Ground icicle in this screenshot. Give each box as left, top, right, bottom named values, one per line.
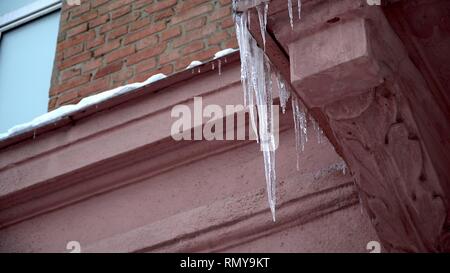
left=251, top=47, right=277, bottom=221
left=233, top=3, right=279, bottom=221
left=288, top=0, right=294, bottom=29
left=297, top=0, right=302, bottom=19
left=275, top=72, right=290, bottom=114
left=235, top=11, right=259, bottom=142
left=311, top=117, right=325, bottom=144
left=218, top=60, right=222, bottom=75
left=292, top=95, right=307, bottom=171
left=256, top=2, right=268, bottom=50
left=212, top=62, right=215, bottom=70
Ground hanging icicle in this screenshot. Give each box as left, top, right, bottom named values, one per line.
left=297, top=0, right=302, bottom=19
left=275, top=71, right=290, bottom=114
left=235, top=11, right=259, bottom=142
left=232, top=0, right=328, bottom=222
left=292, top=95, right=308, bottom=171
left=234, top=4, right=278, bottom=221
left=311, top=117, right=325, bottom=144
left=288, top=0, right=294, bottom=29
left=256, top=2, right=269, bottom=50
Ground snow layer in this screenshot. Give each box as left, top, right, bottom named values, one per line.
left=213, top=48, right=239, bottom=59
left=0, top=73, right=167, bottom=141
left=186, top=60, right=203, bottom=69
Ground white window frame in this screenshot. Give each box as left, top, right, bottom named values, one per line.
left=0, top=0, right=62, bottom=39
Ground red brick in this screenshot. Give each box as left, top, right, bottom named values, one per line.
left=175, top=0, right=209, bottom=12
left=111, top=5, right=131, bottom=19
left=98, top=0, right=133, bottom=14
left=70, top=2, right=90, bottom=18
left=78, top=78, right=110, bottom=97
left=221, top=17, right=234, bottom=29
left=225, top=36, right=238, bottom=49
left=159, top=50, right=180, bottom=65
left=173, top=24, right=216, bottom=48
left=63, top=43, right=84, bottom=59
left=100, top=13, right=139, bottom=33
left=219, top=0, right=232, bottom=6
left=51, top=0, right=237, bottom=109
left=135, top=58, right=157, bottom=74
left=145, top=0, right=177, bottom=14
left=92, top=0, right=109, bottom=8
left=124, top=22, right=166, bottom=45
left=89, top=14, right=109, bottom=28
left=66, top=23, right=88, bottom=38
left=109, top=25, right=128, bottom=40
left=48, top=97, right=57, bottom=110
left=134, top=0, right=154, bottom=10
left=136, top=35, right=158, bottom=50
left=58, top=31, right=95, bottom=51
left=57, top=90, right=79, bottom=105
left=87, top=35, right=105, bottom=49
left=94, top=39, right=121, bottom=56
left=208, top=31, right=229, bottom=46
left=210, top=6, right=231, bottom=21
left=55, top=74, right=91, bottom=93
left=127, top=43, right=166, bottom=65
left=60, top=68, right=81, bottom=82
left=84, top=58, right=103, bottom=71
left=111, top=68, right=133, bottom=83
left=184, top=17, right=206, bottom=31
left=171, top=4, right=213, bottom=24
left=59, top=52, right=92, bottom=70
left=154, top=9, right=174, bottom=21
left=182, top=41, right=204, bottom=55
left=176, top=46, right=220, bottom=70
left=134, top=64, right=173, bottom=82
left=161, top=27, right=181, bottom=41
left=105, top=45, right=135, bottom=63
left=130, top=17, right=151, bottom=31
left=63, top=11, right=97, bottom=31
left=95, top=61, right=123, bottom=79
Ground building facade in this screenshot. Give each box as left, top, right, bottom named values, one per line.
left=0, top=0, right=448, bottom=252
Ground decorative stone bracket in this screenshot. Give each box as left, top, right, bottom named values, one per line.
left=288, top=3, right=450, bottom=251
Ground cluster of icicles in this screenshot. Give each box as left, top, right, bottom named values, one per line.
left=233, top=0, right=326, bottom=221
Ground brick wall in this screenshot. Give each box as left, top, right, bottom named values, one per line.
left=49, top=0, right=237, bottom=110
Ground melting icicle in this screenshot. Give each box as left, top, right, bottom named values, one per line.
left=297, top=0, right=302, bottom=19
left=235, top=11, right=259, bottom=142
left=311, top=117, right=325, bottom=144
left=275, top=71, right=290, bottom=114
left=218, top=60, right=222, bottom=75
left=234, top=6, right=277, bottom=221
left=288, top=0, right=294, bottom=29
left=292, top=95, right=307, bottom=171
left=256, top=2, right=268, bottom=50
left=212, top=62, right=215, bottom=70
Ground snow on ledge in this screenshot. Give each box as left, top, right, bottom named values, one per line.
left=185, top=60, right=203, bottom=69
left=213, top=48, right=239, bottom=59
left=0, top=73, right=167, bottom=142
left=0, top=48, right=240, bottom=143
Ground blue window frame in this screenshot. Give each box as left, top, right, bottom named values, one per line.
left=0, top=0, right=61, bottom=133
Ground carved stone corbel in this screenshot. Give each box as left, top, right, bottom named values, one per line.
left=289, top=5, right=449, bottom=252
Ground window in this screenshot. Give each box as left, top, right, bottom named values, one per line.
left=0, top=0, right=61, bottom=132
